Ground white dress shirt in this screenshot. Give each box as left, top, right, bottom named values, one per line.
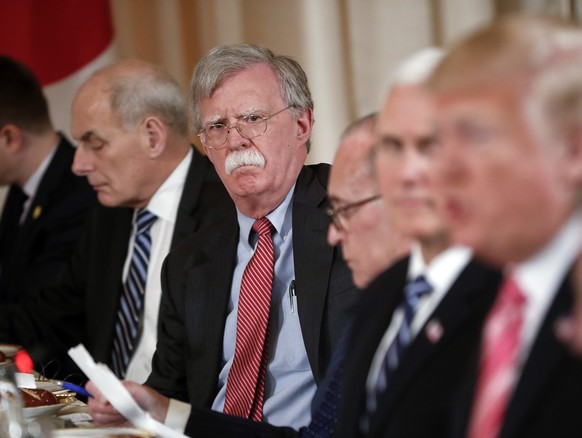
left=122, top=149, right=192, bottom=383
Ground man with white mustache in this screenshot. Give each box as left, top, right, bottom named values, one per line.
left=88, top=43, right=358, bottom=431
left=225, top=148, right=265, bottom=175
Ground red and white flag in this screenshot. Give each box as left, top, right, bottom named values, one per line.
left=0, top=0, right=117, bottom=136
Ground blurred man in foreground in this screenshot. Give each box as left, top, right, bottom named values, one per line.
left=0, top=56, right=96, bottom=304
left=326, top=113, right=410, bottom=289
left=430, top=15, right=582, bottom=437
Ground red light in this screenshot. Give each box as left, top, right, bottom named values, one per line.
left=14, top=350, right=33, bottom=374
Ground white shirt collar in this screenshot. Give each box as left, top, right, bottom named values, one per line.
left=144, top=148, right=192, bottom=223
left=408, top=242, right=473, bottom=294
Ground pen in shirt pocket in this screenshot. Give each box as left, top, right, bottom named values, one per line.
left=289, top=279, right=297, bottom=313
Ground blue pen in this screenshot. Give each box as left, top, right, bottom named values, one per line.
left=51, top=380, right=93, bottom=398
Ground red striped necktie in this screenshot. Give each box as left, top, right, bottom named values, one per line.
left=467, top=276, right=526, bottom=438
left=224, top=217, right=275, bottom=421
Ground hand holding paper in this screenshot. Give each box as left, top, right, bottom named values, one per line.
left=68, top=344, right=186, bottom=438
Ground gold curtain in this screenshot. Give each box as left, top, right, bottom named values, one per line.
left=109, top=0, right=496, bottom=164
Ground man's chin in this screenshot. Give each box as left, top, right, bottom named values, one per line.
left=97, top=193, right=120, bottom=208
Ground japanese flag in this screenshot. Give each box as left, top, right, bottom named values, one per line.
left=0, top=0, right=117, bottom=137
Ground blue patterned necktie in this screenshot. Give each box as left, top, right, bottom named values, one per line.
left=111, top=209, right=157, bottom=378
left=361, top=275, right=433, bottom=432
left=302, top=324, right=351, bottom=438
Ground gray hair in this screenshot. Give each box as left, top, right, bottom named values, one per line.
left=385, top=47, right=445, bottom=94
left=339, top=112, right=379, bottom=183
left=189, top=43, right=314, bottom=151
left=92, top=60, right=189, bottom=137
left=341, top=112, right=378, bottom=140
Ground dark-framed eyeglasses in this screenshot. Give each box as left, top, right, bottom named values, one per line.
left=198, top=105, right=293, bottom=149
left=326, top=194, right=381, bottom=231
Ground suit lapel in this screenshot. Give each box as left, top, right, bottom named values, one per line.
left=336, top=258, right=409, bottom=437
left=500, top=273, right=573, bottom=438
left=24, top=137, right=71, bottom=221
left=183, top=213, right=239, bottom=405
left=170, top=148, right=206, bottom=248
left=292, top=166, right=336, bottom=381
left=2, top=138, right=72, bottom=301
left=92, top=208, right=134, bottom=362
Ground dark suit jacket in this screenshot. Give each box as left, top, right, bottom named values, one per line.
left=451, top=268, right=582, bottom=438
left=146, top=164, right=358, bottom=416
left=0, top=135, right=96, bottom=303
left=335, top=255, right=502, bottom=438
left=0, top=148, right=234, bottom=375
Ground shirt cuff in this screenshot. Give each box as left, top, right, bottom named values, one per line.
left=165, top=398, right=192, bottom=432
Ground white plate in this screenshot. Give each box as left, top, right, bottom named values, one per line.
left=23, top=403, right=65, bottom=419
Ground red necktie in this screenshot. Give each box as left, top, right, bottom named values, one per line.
left=224, top=217, right=274, bottom=421
left=467, top=276, right=527, bottom=438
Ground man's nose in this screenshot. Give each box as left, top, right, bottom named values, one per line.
left=327, top=221, right=343, bottom=247
left=72, top=146, right=93, bottom=176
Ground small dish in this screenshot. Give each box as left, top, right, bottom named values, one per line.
left=23, top=403, right=66, bottom=419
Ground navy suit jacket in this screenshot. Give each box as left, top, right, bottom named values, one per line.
left=0, top=148, right=234, bottom=376
left=0, top=135, right=96, bottom=303
left=146, top=164, right=359, bottom=418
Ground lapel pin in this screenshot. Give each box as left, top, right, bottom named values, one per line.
left=32, top=206, right=42, bottom=220
left=425, top=319, right=444, bottom=343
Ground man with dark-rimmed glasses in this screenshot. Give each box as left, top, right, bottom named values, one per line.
left=326, top=113, right=410, bottom=289
left=88, top=43, right=358, bottom=432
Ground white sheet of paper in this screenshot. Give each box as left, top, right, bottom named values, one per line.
left=68, top=344, right=187, bottom=438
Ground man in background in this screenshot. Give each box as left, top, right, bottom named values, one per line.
left=430, top=15, right=582, bottom=437
left=0, top=59, right=233, bottom=383
left=334, top=48, right=501, bottom=438
left=0, top=56, right=96, bottom=304
left=326, top=113, right=410, bottom=289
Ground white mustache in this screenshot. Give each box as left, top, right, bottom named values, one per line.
left=225, top=149, right=266, bottom=174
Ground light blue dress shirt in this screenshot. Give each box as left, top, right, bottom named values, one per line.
left=211, top=185, right=317, bottom=428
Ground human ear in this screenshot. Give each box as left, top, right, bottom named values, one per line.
left=143, top=117, right=166, bottom=158
left=295, top=108, right=313, bottom=147
left=0, top=124, right=24, bottom=154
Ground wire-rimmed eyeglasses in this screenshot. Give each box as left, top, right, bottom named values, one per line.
left=198, top=105, right=293, bottom=149
left=326, top=194, right=381, bottom=231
